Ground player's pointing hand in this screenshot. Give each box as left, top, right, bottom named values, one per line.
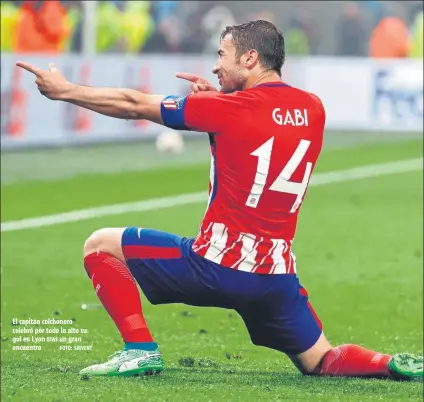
left=15, top=61, right=72, bottom=101
left=175, top=72, right=218, bottom=93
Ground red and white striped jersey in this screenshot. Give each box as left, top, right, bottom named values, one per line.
left=161, top=82, right=326, bottom=274
left=192, top=223, right=297, bottom=275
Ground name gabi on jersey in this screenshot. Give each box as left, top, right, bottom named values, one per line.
left=272, top=108, right=308, bottom=127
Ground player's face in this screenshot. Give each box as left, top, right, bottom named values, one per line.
left=213, top=34, right=247, bottom=93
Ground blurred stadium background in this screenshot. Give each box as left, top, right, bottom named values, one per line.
left=1, top=0, right=423, bottom=150
left=1, top=0, right=423, bottom=56
left=1, top=1, right=423, bottom=401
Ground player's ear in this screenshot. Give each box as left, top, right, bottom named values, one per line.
left=244, top=49, right=259, bottom=69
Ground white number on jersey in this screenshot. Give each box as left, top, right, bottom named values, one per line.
left=246, top=138, right=312, bottom=213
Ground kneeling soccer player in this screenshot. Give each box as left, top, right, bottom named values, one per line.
left=16, top=20, right=423, bottom=380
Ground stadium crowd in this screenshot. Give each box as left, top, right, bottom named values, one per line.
left=1, top=0, right=423, bottom=58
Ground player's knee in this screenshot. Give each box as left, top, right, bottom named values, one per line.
left=292, top=334, right=333, bottom=375
left=83, top=227, right=126, bottom=263
left=83, top=228, right=112, bottom=257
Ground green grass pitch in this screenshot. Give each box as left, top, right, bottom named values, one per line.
left=1, top=137, right=423, bottom=401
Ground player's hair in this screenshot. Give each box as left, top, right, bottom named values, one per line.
left=221, top=20, right=285, bottom=77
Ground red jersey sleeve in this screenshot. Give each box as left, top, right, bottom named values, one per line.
left=161, top=91, right=248, bottom=133
left=184, top=91, right=245, bottom=133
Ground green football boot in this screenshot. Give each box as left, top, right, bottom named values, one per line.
left=79, top=348, right=164, bottom=377
left=388, top=353, right=423, bottom=381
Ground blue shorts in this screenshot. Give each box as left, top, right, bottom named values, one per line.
left=121, top=227, right=323, bottom=355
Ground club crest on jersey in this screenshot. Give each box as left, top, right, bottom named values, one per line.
left=272, top=108, right=309, bottom=126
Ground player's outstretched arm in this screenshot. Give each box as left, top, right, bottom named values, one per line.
left=16, top=61, right=165, bottom=124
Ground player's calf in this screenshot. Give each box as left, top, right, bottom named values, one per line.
left=289, top=333, right=332, bottom=375
left=312, top=343, right=392, bottom=378
left=313, top=345, right=423, bottom=381
left=294, top=336, right=423, bottom=381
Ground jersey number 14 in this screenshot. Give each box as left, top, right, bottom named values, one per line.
left=246, top=137, right=312, bottom=213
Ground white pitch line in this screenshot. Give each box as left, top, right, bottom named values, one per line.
left=1, top=158, right=422, bottom=233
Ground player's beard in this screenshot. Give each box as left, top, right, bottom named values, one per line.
left=220, top=71, right=245, bottom=94
left=220, top=84, right=235, bottom=94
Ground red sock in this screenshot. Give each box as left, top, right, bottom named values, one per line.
left=315, top=344, right=391, bottom=378
left=84, top=252, right=154, bottom=343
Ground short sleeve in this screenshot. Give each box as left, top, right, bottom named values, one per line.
left=161, top=91, right=246, bottom=133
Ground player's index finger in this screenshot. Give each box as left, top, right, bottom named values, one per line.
left=175, top=72, right=201, bottom=83
left=15, top=61, right=42, bottom=76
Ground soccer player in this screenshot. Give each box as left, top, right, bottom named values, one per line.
left=17, top=20, right=423, bottom=380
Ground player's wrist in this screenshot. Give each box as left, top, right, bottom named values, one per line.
left=59, top=82, right=82, bottom=102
